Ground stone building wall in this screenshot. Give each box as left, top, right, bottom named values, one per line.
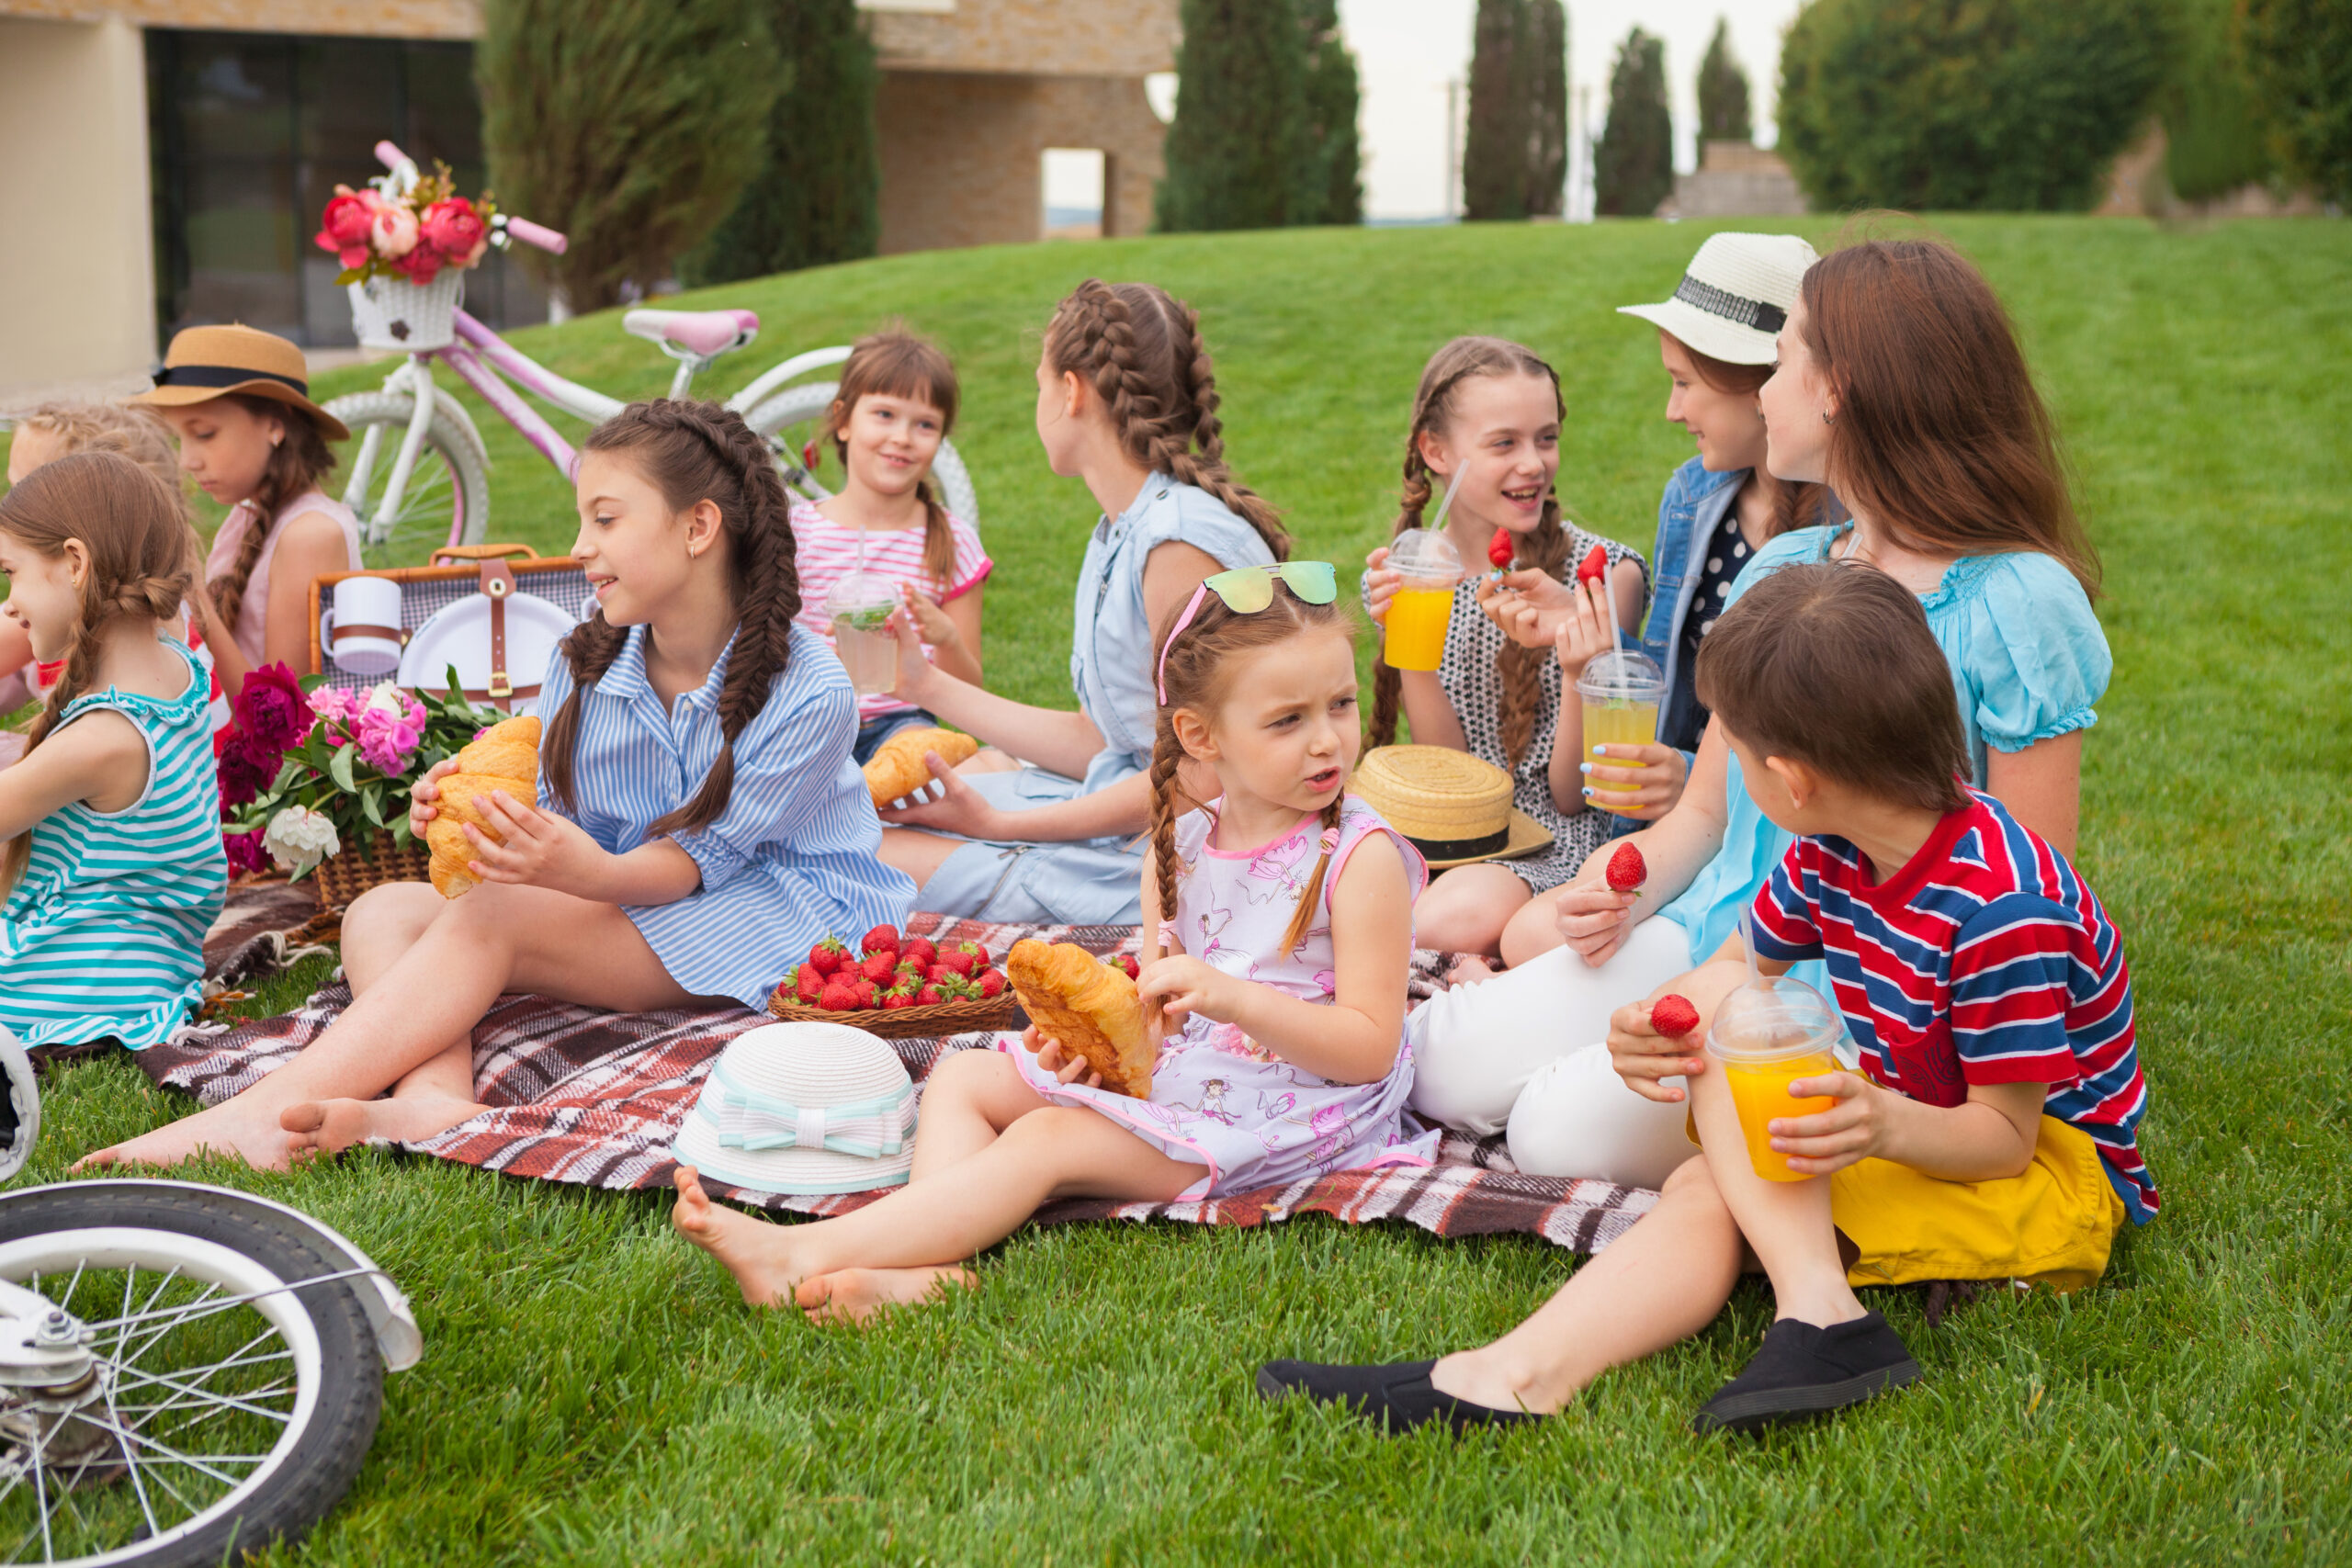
left=0, top=0, right=476, bottom=38
left=865, top=0, right=1176, bottom=77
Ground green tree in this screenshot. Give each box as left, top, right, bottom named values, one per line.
left=1157, top=0, right=1309, bottom=231
left=2236, top=0, right=2352, bottom=204
left=1464, top=0, right=1568, bottom=220
left=684, top=0, right=879, bottom=286
left=1594, top=26, right=1672, bottom=218
left=2162, top=0, right=2271, bottom=201
left=1696, top=17, right=1753, bottom=144
left=478, top=0, right=779, bottom=310
left=1777, top=0, right=2175, bottom=212
left=1298, top=0, right=1364, bottom=226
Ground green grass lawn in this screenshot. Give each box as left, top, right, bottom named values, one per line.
left=8, top=214, right=2352, bottom=1562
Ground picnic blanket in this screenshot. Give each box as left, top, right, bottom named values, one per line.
left=139, top=915, right=1657, bottom=1255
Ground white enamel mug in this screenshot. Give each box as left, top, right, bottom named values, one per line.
left=330, top=575, right=404, bottom=676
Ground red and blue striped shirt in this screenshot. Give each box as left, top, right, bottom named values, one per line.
left=1749, top=788, right=2155, bottom=1222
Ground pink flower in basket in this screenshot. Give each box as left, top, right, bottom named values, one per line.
left=353, top=683, right=427, bottom=774
left=314, top=186, right=376, bottom=270
left=368, top=202, right=419, bottom=262
left=420, top=197, right=491, bottom=271
left=308, top=685, right=356, bottom=732
left=233, top=662, right=313, bottom=752
left=395, top=244, right=445, bottom=287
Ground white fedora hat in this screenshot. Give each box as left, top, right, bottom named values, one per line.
left=673, top=1021, right=916, bottom=1196
left=1617, top=232, right=1820, bottom=365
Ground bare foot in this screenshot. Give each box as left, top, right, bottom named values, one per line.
left=670, top=1166, right=805, bottom=1308
left=281, top=1095, right=486, bottom=1157
left=74, top=1100, right=298, bottom=1172
left=1445, top=954, right=1500, bottom=987
left=794, top=1266, right=978, bottom=1325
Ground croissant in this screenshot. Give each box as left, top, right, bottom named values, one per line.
left=424, top=715, right=542, bottom=897
left=1006, top=939, right=1154, bottom=1099
left=863, top=726, right=979, bottom=809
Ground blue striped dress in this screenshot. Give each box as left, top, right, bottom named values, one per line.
left=536, top=624, right=914, bottom=1009
left=1, top=643, right=227, bottom=1050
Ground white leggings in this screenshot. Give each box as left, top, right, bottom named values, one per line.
left=1407, top=917, right=1698, bottom=1191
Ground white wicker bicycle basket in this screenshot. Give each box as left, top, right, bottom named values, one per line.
left=348, top=270, right=465, bottom=352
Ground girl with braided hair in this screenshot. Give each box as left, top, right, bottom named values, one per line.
left=673, top=564, right=1432, bottom=1324
left=1360, top=337, right=1645, bottom=965
left=84, top=400, right=911, bottom=1170
left=872, top=279, right=1286, bottom=926
left=0, top=452, right=226, bottom=1053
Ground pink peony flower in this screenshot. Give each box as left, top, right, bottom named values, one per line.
left=394, top=244, right=443, bottom=286
left=309, top=686, right=356, bottom=728
left=232, top=663, right=312, bottom=752
left=222, top=829, right=270, bottom=878
left=352, top=686, right=426, bottom=773
left=419, top=198, right=490, bottom=273
left=315, top=186, right=375, bottom=270
left=369, top=202, right=419, bottom=261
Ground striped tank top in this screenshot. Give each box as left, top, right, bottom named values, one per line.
left=1, top=642, right=228, bottom=1051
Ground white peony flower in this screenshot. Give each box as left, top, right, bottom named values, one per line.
left=362, top=682, right=408, bottom=718
left=263, top=804, right=343, bottom=875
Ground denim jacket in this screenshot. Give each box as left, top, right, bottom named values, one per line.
left=1636, top=457, right=1745, bottom=758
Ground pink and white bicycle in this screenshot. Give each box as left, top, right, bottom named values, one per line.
left=325, top=141, right=978, bottom=568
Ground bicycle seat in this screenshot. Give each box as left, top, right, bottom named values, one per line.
left=622, top=308, right=759, bottom=358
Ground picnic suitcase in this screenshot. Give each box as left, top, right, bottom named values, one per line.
left=307, top=544, right=592, bottom=712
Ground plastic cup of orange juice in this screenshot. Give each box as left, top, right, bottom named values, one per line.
left=1576, top=648, right=1667, bottom=814
left=1705, top=976, right=1846, bottom=1182
left=1381, top=530, right=1464, bottom=671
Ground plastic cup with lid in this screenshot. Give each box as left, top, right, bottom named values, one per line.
left=1576, top=646, right=1668, bottom=812
left=824, top=569, right=901, bottom=696
left=1381, top=530, right=1465, bottom=672
left=1705, top=974, right=1848, bottom=1181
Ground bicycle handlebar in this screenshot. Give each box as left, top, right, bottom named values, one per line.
left=377, top=137, right=569, bottom=254
left=374, top=139, right=409, bottom=172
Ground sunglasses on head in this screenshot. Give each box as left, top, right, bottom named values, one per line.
left=1156, top=562, right=1341, bottom=702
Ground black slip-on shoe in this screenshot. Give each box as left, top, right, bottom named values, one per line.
left=1691, top=1311, right=1922, bottom=1435
left=1255, top=1359, right=1538, bottom=1435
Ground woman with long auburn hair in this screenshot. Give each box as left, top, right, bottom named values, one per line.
left=1399, top=232, right=2114, bottom=1202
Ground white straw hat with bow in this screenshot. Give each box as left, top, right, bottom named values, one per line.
left=673, top=1021, right=916, bottom=1196
left=1617, top=231, right=1821, bottom=365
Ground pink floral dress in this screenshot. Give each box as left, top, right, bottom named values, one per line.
left=1006, top=795, right=1440, bottom=1200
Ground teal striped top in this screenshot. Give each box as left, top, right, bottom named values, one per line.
left=1, top=642, right=227, bottom=1050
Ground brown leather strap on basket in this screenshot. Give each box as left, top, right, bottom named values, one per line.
left=431, top=544, right=539, bottom=566
left=479, top=558, right=517, bottom=709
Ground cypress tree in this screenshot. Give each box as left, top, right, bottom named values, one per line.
left=1466, top=0, right=1568, bottom=220
left=1298, top=0, right=1364, bottom=226
left=1696, top=17, right=1754, bottom=144
left=684, top=0, right=879, bottom=286
left=1522, top=0, right=1567, bottom=217
left=2237, top=0, right=2352, bottom=205
left=478, top=0, right=779, bottom=310
left=1594, top=26, right=1673, bottom=218
left=1157, top=0, right=1309, bottom=231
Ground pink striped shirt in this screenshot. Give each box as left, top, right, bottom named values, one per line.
left=788, top=499, right=990, bottom=722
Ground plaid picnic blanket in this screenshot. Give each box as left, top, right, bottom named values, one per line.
left=139, top=915, right=1657, bottom=1254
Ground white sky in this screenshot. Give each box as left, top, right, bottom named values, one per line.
left=1046, top=1, right=1804, bottom=220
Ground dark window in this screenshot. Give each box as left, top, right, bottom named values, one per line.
left=149, top=29, right=545, bottom=348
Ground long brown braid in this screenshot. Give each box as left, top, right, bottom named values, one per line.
left=201, top=394, right=338, bottom=631
left=0, top=453, right=197, bottom=892
left=1045, top=279, right=1291, bottom=560
left=541, top=400, right=802, bottom=838
left=821, top=328, right=964, bottom=591
left=1147, top=580, right=1357, bottom=961
left=1366, top=337, right=1572, bottom=771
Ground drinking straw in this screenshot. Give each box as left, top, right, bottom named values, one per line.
left=1426, top=462, right=1470, bottom=539
left=1740, top=910, right=1763, bottom=987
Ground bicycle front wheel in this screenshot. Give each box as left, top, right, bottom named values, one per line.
left=743, top=382, right=979, bottom=525
left=325, top=391, right=491, bottom=568
left=0, top=1185, right=387, bottom=1567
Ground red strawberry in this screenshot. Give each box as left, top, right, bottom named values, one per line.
left=861, top=924, right=900, bottom=957
left=819, top=979, right=861, bottom=1011
left=852, top=977, right=879, bottom=1010
left=800, top=436, right=823, bottom=474
left=977, top=968, right=1007, bottom=999
left=925, top=963, right=952, bottom=985
left=1577, top=543, right=1610, bottom=584
left=808, top=938, right=849, bottom=977
left=1606, top=841, right=1647, bottom=892
left=1118, top=953, right=1142, bottom=980
left=860, top=950, right=898, bottom=985
left=939, top=948, right=978, bottom=980
left=1487, top=527, right=1515, bottom=570
left=915, top=985, right=944, bottom=1007
left=896, top=957, right=925, bottom=980
left=959, top=941, right=990, bottom=969
left=882, top=992, right=915, bottom=1010
left=1650, top=994, right=1702, bottom=1039
left=899, top=937, right=937, bottom=970
left=794, top=964, right=824, bottom=1004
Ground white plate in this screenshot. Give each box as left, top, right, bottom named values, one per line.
left=397, top=591, right=575, bottom=715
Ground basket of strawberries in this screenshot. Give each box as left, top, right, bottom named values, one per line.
left=769, top=925, right=1022, bottom=1039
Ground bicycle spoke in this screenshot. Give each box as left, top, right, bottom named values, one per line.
left=101, top=1360, right=166, bottom=1545
left=103, top=1363, right=295, bottom=1428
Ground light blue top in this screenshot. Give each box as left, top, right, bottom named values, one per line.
left=1068, top=474, right=1278, bottom=793
left=537, top=624, right=914, bottom=1009
left=1656, top=525, right=2110, bottom=966
left=0, top=642, right=227, bottom=1050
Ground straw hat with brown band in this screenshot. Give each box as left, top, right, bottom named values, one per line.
left=130, top=323, right=351, bottom=442
left=1348, top=745, right=1553, bottom=871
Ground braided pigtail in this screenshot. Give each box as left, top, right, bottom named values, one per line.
left=1277, top=795, right=1347, bottom=958
left=1494, top=494, right=1571, bottom=771
left=1145, top=712, right=1188, bottom=963
left=0, top=452, right=195, bottom=892
left=540, top=615, right=629, bottom=817
left=205, top=396, right=336, bottom=631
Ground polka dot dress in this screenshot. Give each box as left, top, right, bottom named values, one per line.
left=1679, top=508, right=1751, bottom=732
left=1427, top=529, right=1645, bottom=893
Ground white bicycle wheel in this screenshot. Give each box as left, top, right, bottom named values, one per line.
left=0, top=1188, right=385, bottom=1567
left=743, top=382, right=979, bottom=525
left=324, top=391, right=492, bottom=569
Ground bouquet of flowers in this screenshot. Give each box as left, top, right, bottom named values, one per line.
left=314, top=163, right=497, bottom=288
left=220, top=664, right=511, bottom=881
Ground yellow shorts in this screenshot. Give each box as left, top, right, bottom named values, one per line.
left=1829, top=1116, right=2129, bottom=1292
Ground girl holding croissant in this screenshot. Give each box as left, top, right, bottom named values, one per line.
left=674, top=565, right=1436, bottom=1323
left=83, top=400, right=911, bottom=1169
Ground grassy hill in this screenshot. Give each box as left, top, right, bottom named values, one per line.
left=15, top=214, right=2352, bottom=1562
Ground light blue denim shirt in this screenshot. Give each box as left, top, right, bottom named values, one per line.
left=1637, top=456, right=1747, bottom=757
left=1656, top=524, right=2111, bottom=970
left=1069, top=474, right=1277, bottom=793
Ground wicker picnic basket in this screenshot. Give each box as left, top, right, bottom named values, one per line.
left=765, top=988, right=1020, bottom=1040
left=311, top=828, right=432, bottom=909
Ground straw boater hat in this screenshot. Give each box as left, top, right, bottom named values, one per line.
left=1349, top=745, right=1552, bottom=870
left=672, top=1021, right=917, bottom=1197
left=130, top=323, right=350, bottom=442
left=1616, top=232, right=1820, bottom=366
